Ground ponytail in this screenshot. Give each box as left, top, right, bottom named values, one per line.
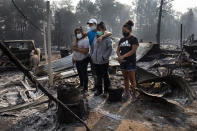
left=97, top=21, right=106, bottom=31
left=123, top=20, right=134, bottom=31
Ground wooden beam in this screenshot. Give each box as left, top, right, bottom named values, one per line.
left=43, top=22, right=48, bottom=63
left=46, top=1, right=53, bottom=87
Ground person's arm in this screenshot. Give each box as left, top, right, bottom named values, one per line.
left=103, top=31, right=112, bottom=38
left=97, top=31, right=112, bottom=43
left=116, top=45, right=124, bottom=63
left=74, top=47, right=89, bottom=54
left=119, top=44, right=138, bottom=60
left=72, top=40, right=77, bottom=48
left=73, top=39, right=89, bottom=54
left=72, top=57, right=76, bottom=64
left=116, top=45, right=121, bottom=58
left=103, top=39, right=112, bottom=59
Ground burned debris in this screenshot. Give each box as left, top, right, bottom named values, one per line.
left=0, top=36, right=197, bottom=130
left=57, top=84, right=88, bottom=123
left=183, top=34, right=197, bottom=61
left=0, top=40, right=41, bottom=71
left=0, top=41, right=90, bottom=130
left=0, top=0, right=197, bottom=130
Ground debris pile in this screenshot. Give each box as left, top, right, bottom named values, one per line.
left=0, top=40, right=197, bottom=130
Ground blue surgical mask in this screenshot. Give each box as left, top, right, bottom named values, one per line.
left=96, top=31, right=103, bottom=36
left=90, top=26, right=96, bottom=31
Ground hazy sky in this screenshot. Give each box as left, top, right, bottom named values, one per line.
left=51, top=0, right=197, bottom=13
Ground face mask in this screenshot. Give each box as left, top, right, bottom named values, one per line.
left=96, top=31, right=103, bottom=36
left=77, top=33, right=82, bottom=39
left=123, top=32, right=130, bottom=37
left=90, top=26, right=96, bottom=31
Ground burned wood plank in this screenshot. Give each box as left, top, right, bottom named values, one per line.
left=0, top=95, right=49, bottom=113
left=20, top=79, right=37, bottom=99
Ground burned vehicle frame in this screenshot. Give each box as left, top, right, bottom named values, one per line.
left=0, top=40, right=40, bottom=69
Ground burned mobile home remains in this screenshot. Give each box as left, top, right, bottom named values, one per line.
left=0, top=36, right=197, bottom=130
left=0, top=1, right=197, bottom=130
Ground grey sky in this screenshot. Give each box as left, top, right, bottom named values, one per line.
left=50, top=0, right=197, bottom=13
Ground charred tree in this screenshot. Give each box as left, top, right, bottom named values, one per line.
left=156, top=0, right=164, bottom=45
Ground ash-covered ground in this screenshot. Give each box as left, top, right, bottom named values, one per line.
left=0, top=44, right=197, bottom=131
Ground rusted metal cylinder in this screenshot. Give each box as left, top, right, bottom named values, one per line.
left=57, top=84, right=88, bottom=123
left=108, top=87, right=124, bottom=102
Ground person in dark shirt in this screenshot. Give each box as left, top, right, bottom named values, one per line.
left=116, top=20, right=139, bottom=101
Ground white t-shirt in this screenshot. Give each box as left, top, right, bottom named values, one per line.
left=72, top=37, right=89, bottom=61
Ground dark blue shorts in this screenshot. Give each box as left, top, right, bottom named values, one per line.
left=120, top=61, right=136, bottom=71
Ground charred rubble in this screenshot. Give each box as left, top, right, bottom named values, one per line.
left=0, top=38, right=197, bottom=130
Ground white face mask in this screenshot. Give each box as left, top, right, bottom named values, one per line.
left=77, top=33, right=82, bottom=39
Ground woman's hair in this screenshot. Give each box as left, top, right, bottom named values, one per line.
left=74, top=27, right=85, bottom=39
left=97, top=21, right=106, bottom=31
left=123, top=20, right=134, bottom=31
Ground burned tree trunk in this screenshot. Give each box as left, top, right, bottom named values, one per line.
left=156, top=0, right=164, bottom=45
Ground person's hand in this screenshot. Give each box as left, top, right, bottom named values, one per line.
left=73, top=44, right=77, bottom=48
left=72, top=58, right=76, bottom=64
left=97, top=35, right=103, bottom=43
left=117, top=58, right=123, bottom=63
left=117, top=56, right=125, bottom=63
left=117, top=57, right=121, bottom=63
left=119, top=56, right=125, bottom=61
left=73, top=47, right=78, bottom=51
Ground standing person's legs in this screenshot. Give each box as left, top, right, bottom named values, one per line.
left=127, top=62, right=137, bottom=99
left=76, top=61, right=84, bottom=87
left=94, top=64, right=103, bottom=96
left=122, top=70, right=130, bottom=94
left=122, top=70, right=132, bottom=100
left=90, top=59, right=97, bottom=90
left=81, top=57, right=89, bottom=91
left=102, top=63, right=110, bottom=93
left=130, top=71, right=137, bottom=96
